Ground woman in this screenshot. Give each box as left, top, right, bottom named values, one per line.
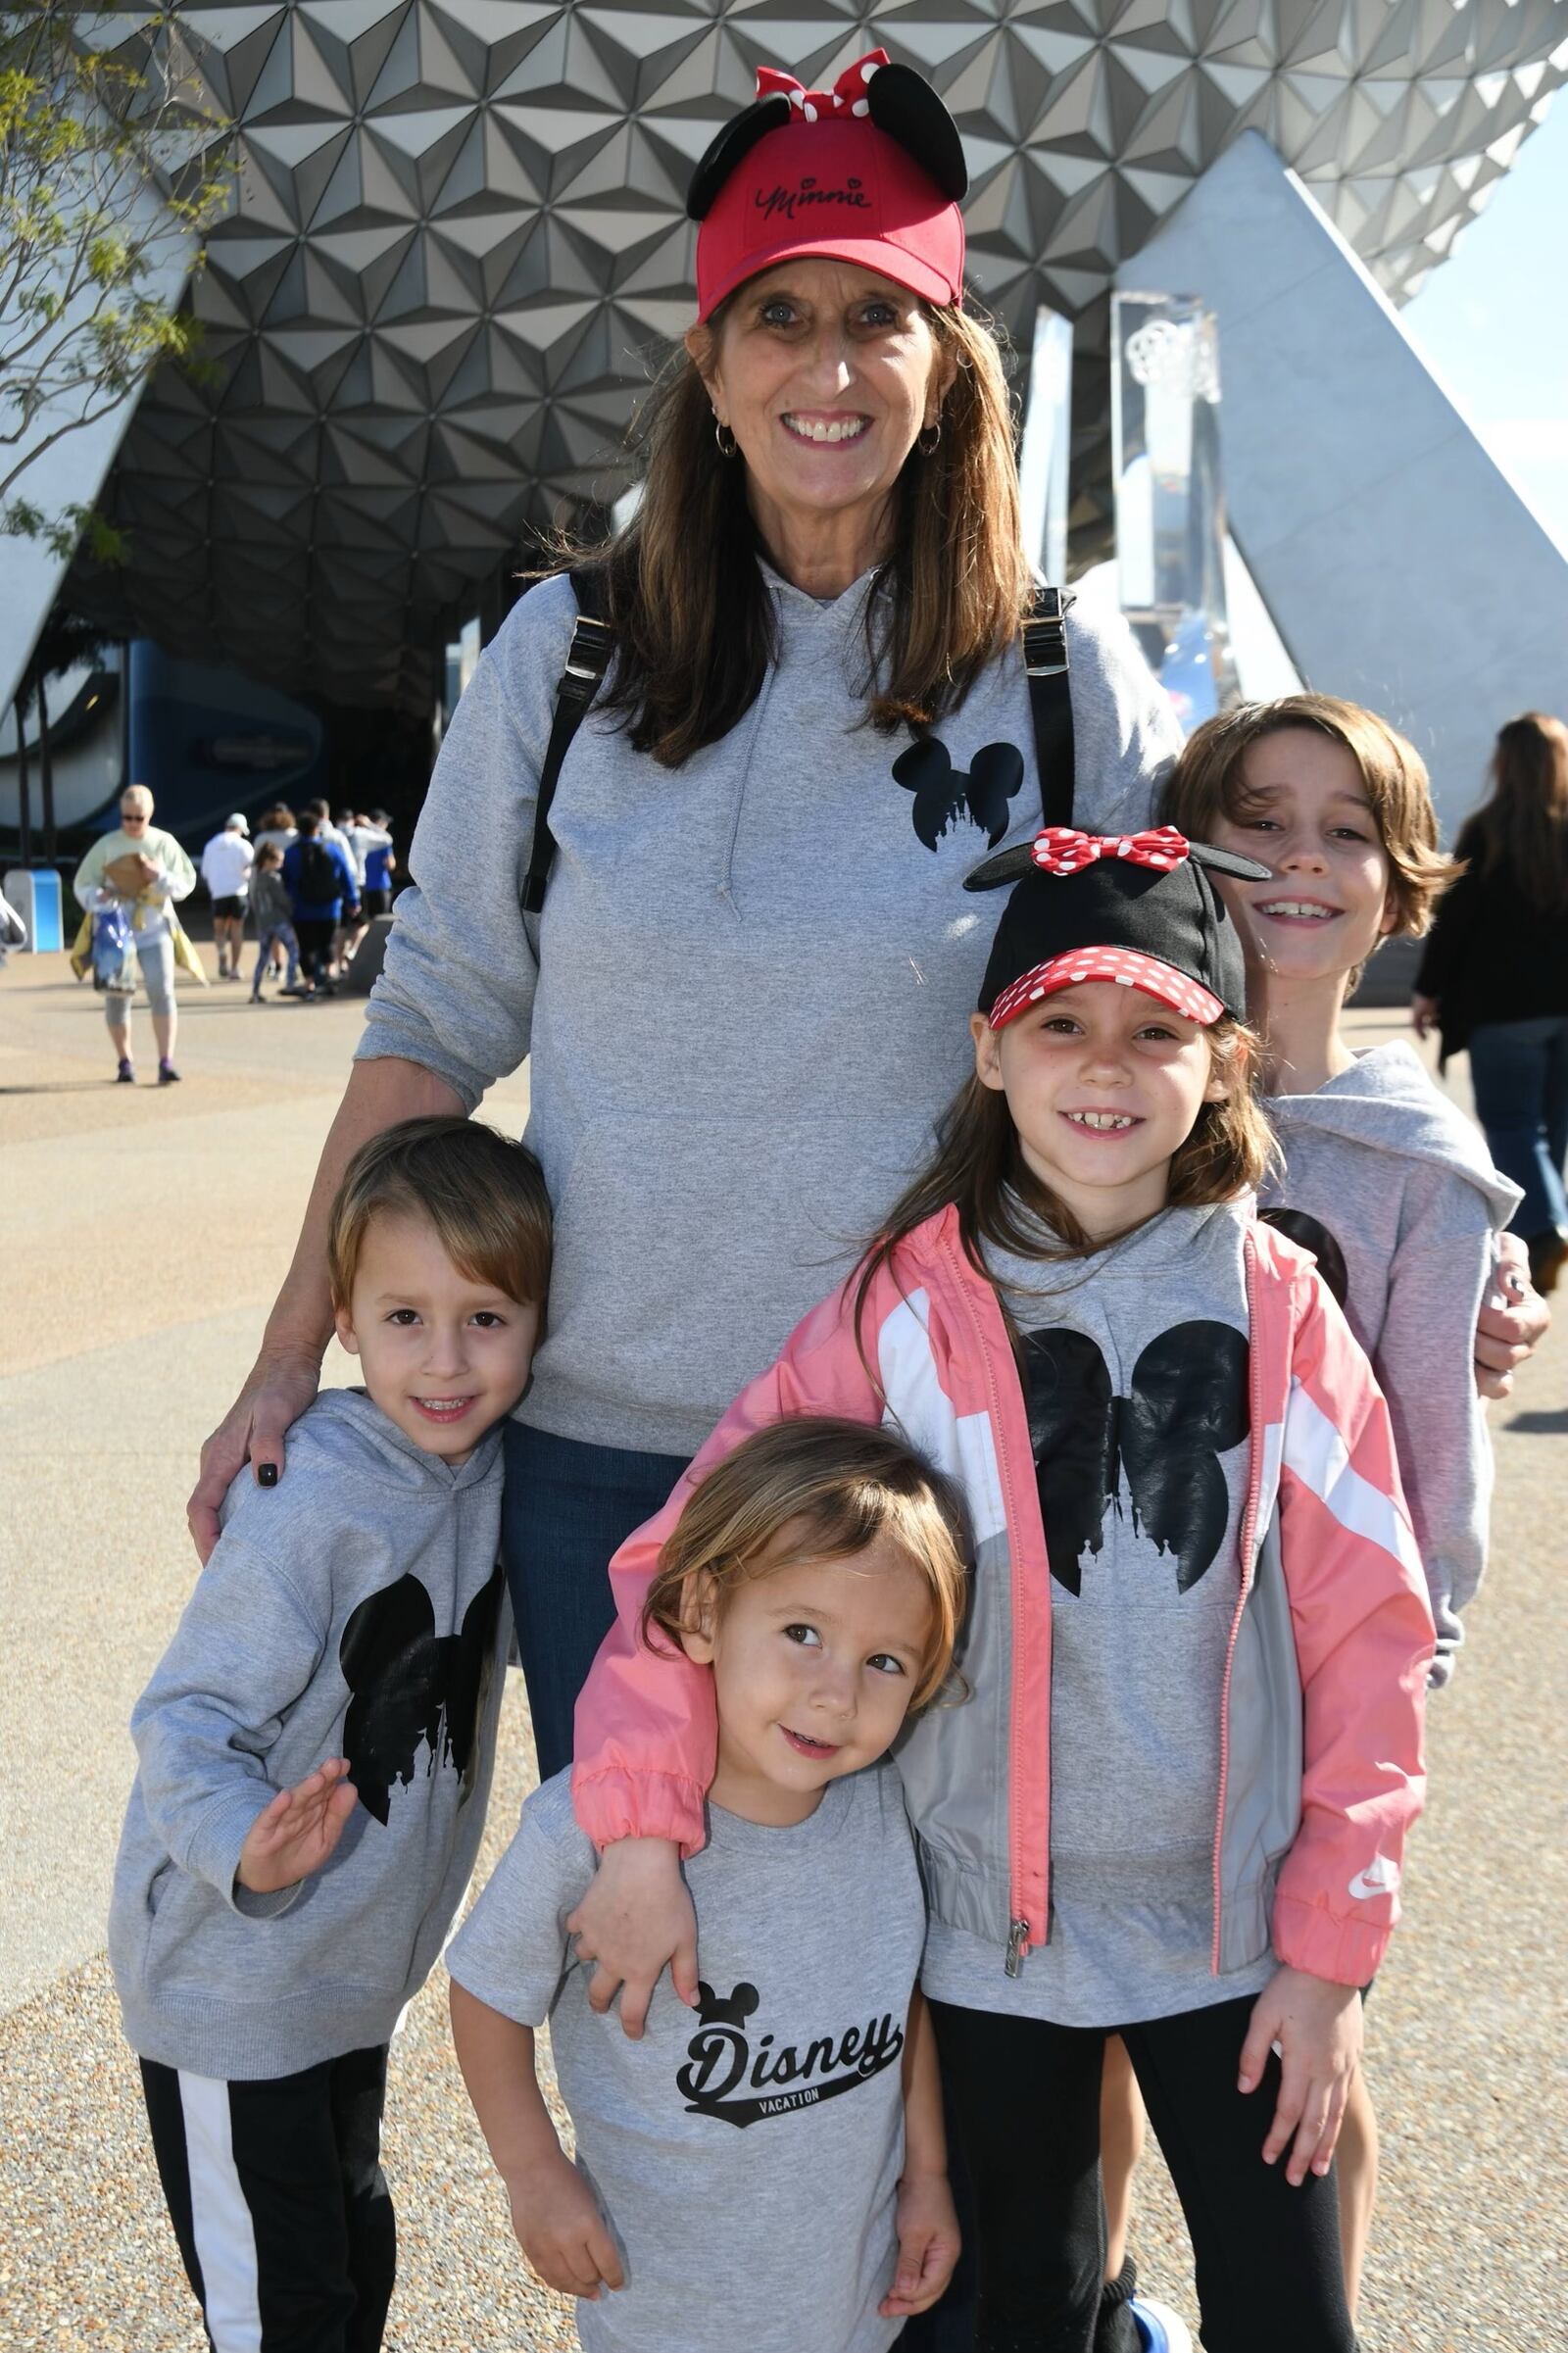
left=1414, top=711, right=1568, bottom=1291
left=190, top=51, right=1182, bottom=1691
left=73, top=783, right=199, bottom=1084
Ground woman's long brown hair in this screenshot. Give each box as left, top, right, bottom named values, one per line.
left=851, top=1017, right=1276, bottom=1351
left=1459, top=711, right=1568, bottom=912
left=574, top=298, right=1034, bottom=768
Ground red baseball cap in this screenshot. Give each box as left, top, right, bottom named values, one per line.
left=690, top=53, right=967, bottom=324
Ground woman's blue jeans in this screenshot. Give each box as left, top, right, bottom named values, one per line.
left=1468, top=1015, right=1568, bottom=1241
left=501, top=1421, right=691, bottom=1782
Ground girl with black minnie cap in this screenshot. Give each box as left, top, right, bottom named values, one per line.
left=572, top=821, right=1435, bottom=2353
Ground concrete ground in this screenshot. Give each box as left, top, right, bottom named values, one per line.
left=1, top=946, right=1562, bottom=2352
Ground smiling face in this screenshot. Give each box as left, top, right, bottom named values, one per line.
left=1205, top=727, right=1396, bottom=988
left=119, top=787, right=153, bottom=836
left=972, top=981, right=1227, bottom=1241
left=334, top=1209, right=541, bottom=1465
left=681, top=1533, right=937, bottom=1827
left=688, top=259, right=954, bottom=578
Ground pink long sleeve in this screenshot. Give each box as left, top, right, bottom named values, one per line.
left=570, top=1280, right=887, bottom=1851
left=1271, top=1275, right=1435, bottom=1986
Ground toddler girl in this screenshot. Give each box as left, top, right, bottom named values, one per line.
left=448, top=1417, right=969, bottom=2353
left=565, top=823, right=1435, bottom=2353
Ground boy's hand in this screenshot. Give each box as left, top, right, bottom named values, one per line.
left=879, top=2170, right=960, bottom=2319
left=1239, top=1966, right=1362, bottom=2186
left=236, top=1759, right=358, bottom=1893
left=565, top=1839, right=700, bottom=2038
left=507, top=2146, right=625, bottom=2302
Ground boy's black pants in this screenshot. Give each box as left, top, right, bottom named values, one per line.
left=923, top=1996, right=1356, bottom=2353
left=139, top=2044, right=394, bottom=2353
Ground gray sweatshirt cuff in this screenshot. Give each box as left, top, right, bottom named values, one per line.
left=184, top=1784, right=280, bottom=1911
left=354, top=1009, right=487, bottom=1115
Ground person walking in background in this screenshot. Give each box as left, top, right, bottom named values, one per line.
left=200, top=813, right=254, bottom=982
left=0, top=877, right=26, bottom=967
left=73, top=784, right=201, bottom=1085
left=282, top=808, right=359, bottom=1001
left=253, top=804, right=298, bottom=858
left=335, top=809, right=393, bottom=974
left=1413, top=711, right=1568, bottom=1293
left=248, top=842, right=301, bottom=1001
left=359, top=811, right=396, bottom=919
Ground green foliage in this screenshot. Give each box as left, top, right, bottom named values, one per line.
left=0, top=1, right=232, bottom=555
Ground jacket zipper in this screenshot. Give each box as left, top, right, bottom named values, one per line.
left=1210, top=1228, right=1269, bottom=1974
left=937, top=1222, right=1044, bottom=1976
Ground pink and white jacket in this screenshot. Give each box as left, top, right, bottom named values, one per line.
left=573, top=1208, right=1435, bottom=1991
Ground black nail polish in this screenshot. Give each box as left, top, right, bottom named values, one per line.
left=257, top=1461, right=278, bottom=1488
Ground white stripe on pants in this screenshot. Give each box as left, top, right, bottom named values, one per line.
left=176, top=2072, right=266, bottom=2353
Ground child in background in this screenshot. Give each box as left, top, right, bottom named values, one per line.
left=564, top=823, right=1435, bottom=2353
left=248, top=839, right=301, bottom=1000
left=449, top=1418, right=966, bottom=2353
left=109, top=1115, right=550, bottom=2353
left=1148, top=695, right=1521, bottom=2320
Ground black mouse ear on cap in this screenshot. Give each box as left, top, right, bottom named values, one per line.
left=687, top=94, right=794, bottom=221
left=963, top=844, right=1035, bottom=892
left=1186, top=841, right=1274, bottom=882
left=865, top=63, right=968, bottom=202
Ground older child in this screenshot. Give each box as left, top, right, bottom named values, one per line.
left=1153, top=694, right=1520, bottom=2319
left=109, top=1115, right=550, bottom=2353
left=449, top=1418, right=968, bottom=2353
left=565, top=825, right=1435, bottom=2353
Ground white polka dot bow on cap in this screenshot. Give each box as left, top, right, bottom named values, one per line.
left=1029, top=826, right=1191, bottom=876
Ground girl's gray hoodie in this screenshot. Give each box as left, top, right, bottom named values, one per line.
left=1260, top=1041, right=1521, bottom=1684
left=357, top=565, right=1180, bottom=1457
left=109, top=1391, right=509, bottom=2080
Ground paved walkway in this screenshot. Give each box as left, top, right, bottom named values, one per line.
left=1, top=950, right=1561, bottom=2351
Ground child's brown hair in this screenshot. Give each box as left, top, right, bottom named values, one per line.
left=642, top=1418, right=971, bottom=1712
left=1161, top=694, right=1459, bottom=939
left=254, top=841, right=283, bottom=869
left=327, top=1115, right=551, bottom=1313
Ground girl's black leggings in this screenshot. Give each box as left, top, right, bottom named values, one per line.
left=927, top=1995, right=1356, bottom=2353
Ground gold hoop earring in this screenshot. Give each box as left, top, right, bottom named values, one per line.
left=917, top=419, right=942, bottom=456
left=713, top=418, right=738, bottom=459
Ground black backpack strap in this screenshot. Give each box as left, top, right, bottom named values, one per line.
left=520, top=565, right=615, bottom=917
left=1023, top=583, right=1074, bottom=827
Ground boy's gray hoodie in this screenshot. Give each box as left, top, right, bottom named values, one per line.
left=109, top=1391, right=509, bottom=2081
left=1259, top=1041, right=1520, bottom=1685
left=357, top=566, right=1179, bottom=1457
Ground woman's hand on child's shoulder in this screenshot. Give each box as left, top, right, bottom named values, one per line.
left=1239, top=1965, right=1363, bottom=2188
left=507, top=2145, right=625, bottom=2303
left=879, top=2170, right=961, bottom=2321
left=565, top=1837, right=700, bottom=2038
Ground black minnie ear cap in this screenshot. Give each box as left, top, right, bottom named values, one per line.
left=970, top=830, right=1273, bottom=1031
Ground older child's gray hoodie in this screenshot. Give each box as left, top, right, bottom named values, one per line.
left=109, top=1391, right=509, bottom=2081
left=1259, top=1042, right=1520, bottom=1685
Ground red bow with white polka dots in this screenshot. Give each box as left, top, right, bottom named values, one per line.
left=1029, top=826, right=1191, bottom=876
left=756, top=50, right=886, bottom=123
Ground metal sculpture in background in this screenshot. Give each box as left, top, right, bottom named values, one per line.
left=1112, top=293, right=1239, bottom=736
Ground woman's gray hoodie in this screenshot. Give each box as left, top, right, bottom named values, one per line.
left=109, top=1391, right=509, bottom=2081
left=358, top=566, right=1179, bottom=1457
left=1260, top=1041, right=1521, bottom=1684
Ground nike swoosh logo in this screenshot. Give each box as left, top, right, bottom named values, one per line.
left=1348, top=1859, right=1399, bottom=1900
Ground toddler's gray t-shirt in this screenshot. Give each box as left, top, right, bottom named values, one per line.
left=448, top=1764, right=922, bottom=2353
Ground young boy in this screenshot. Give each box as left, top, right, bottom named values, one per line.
left=1145, top=693, right=1522, bottom=2330
left=109, top=1114, right=551, bottom=2352
left=248, top=839, right=300, bottom=1000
